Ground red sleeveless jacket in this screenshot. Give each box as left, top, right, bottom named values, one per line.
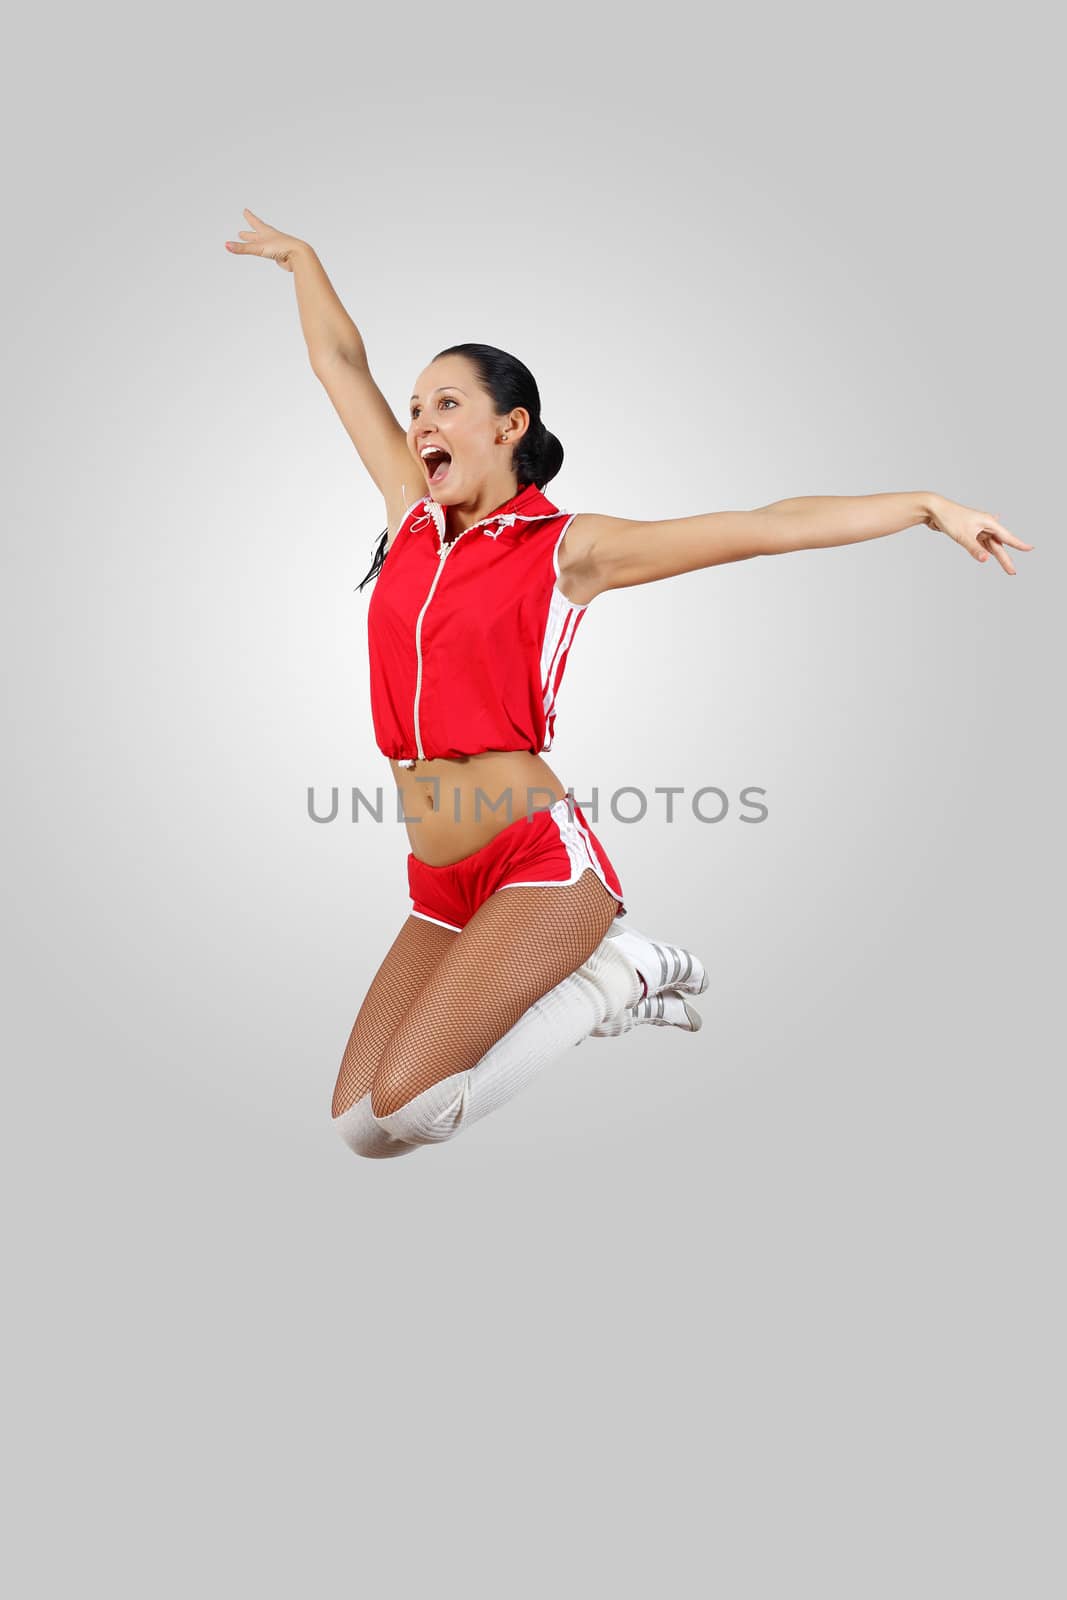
left=366, top=481, right=591, bottom=768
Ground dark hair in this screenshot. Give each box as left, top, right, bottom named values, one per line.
left=354, top=342, right=565, bottom=591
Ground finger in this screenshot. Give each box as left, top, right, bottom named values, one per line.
left=982, top=537, right=1016, bottom=575
left=243, top=208, right=272, bottom=230
left=987, top=520, right=1033, bottom=550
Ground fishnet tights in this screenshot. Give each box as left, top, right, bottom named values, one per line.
left=330, top=867, right=621, bottom=1120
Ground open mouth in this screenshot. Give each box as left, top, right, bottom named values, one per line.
left=421, top=448, right=453, bottom=485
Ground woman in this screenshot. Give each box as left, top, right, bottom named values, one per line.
left=226, top=208, right=1032, bottom=1159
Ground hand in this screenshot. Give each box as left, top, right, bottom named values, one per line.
left=224, top=208, right=306, bottom=272
left=922, top=495, right=1034, bottom=575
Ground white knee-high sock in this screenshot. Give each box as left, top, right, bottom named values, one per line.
left=333, top=1090, right=419, bottom=1159
left=587, top=1003, right=638, bottom=1038
left=369, top=938, right=642, bottom=1149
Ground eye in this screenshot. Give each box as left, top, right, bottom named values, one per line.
left=410, top=396, right=458, bottom=420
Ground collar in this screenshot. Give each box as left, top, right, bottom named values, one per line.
left=412, top=481, right=565, bottom=544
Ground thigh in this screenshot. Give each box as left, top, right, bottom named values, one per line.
left=371, top=866, right=620, bottom=1117
left=331, top=913, right=457, bottom=1118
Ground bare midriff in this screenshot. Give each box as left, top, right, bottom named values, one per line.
left=389, top=750, right=570, bottom=867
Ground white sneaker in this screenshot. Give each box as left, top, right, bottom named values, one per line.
left=604, top=919, right=709, bottom=998
left=590, top=988, right=704, bottom=1037
left=631, top=991, right=703, bottom=1031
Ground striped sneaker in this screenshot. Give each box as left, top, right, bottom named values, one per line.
left=590, top=989, right=704, bottom=1037
left=604, top=920, right=709, bottom=998
left=630, top=991, right=704, bottom=1031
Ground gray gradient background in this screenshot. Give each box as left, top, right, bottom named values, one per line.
left=3, top=2, right=1062, bottom=1595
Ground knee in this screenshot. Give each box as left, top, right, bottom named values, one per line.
left=331, top=1050, right=380, bottom=1122
left=331, top=1092, right=415, bottom=1160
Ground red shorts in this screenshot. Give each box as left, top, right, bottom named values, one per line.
left=407, top=797, right=628, bottom=933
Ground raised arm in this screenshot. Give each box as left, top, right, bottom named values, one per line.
left=226, top=209, right=415, bottom=540
left=560, top=492, right=1032, bottom=601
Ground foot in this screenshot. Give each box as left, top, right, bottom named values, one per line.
left=604, top=919, right=709, bottom=998
left=590, top=988, right=704, bottom=1036
left=630, top=991, right=703, bottom=1031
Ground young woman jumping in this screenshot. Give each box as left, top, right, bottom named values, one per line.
left=226, top=208, right=1033, bottom=1160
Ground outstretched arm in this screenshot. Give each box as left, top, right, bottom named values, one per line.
left=226, top=209, right=414, bottom=533
left=568, top=492, right=1033, bottom=599
left=743, top=491, right=1031, bottom=570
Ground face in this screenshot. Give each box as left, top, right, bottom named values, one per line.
left=407, top=355, right=527, bottom=503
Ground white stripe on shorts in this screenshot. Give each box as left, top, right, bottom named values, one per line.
left=493, top=797, right=622, bottom=906
left=409, top=909, right=463, bottom=932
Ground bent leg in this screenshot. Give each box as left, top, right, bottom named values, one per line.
left=368, top=868, right=641, bottom=1146
left=330, top=913, right=457, bottom=1158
